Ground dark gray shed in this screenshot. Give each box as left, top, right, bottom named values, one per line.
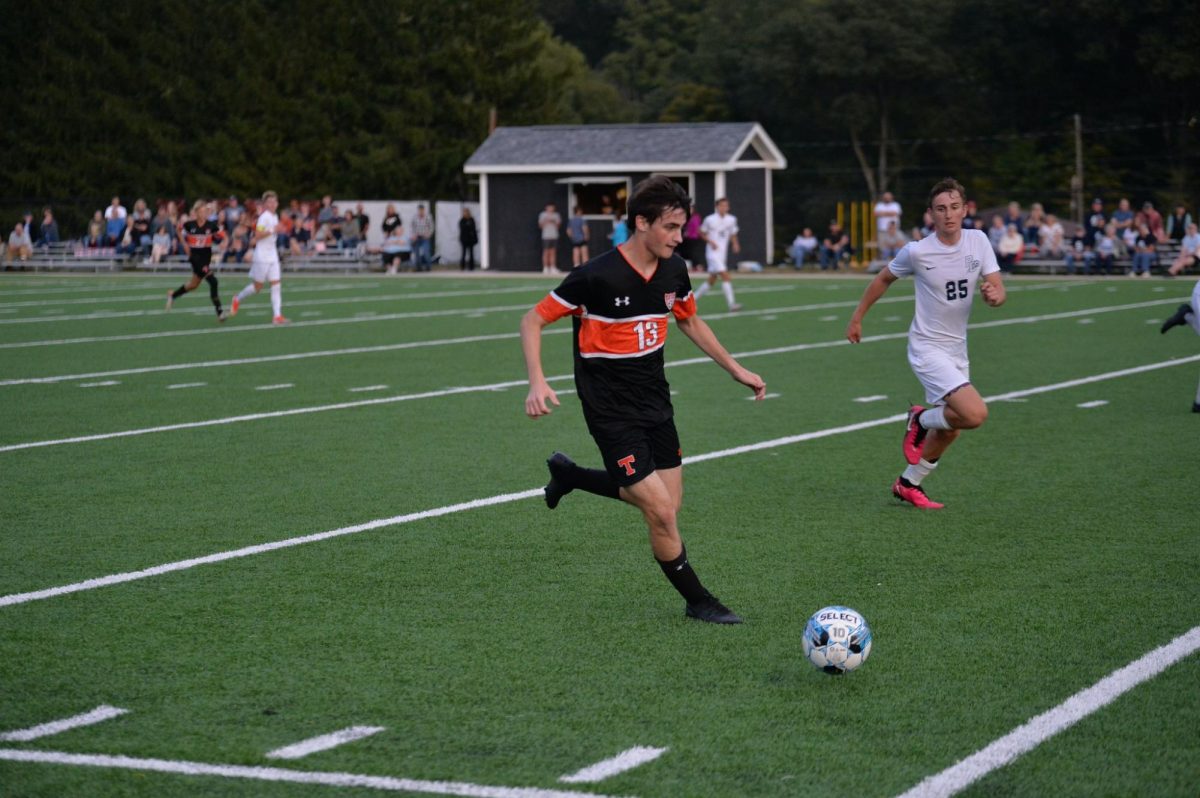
left=463, top=123, right=787, bottom=271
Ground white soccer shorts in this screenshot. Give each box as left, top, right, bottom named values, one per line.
left=908, top=341, right=971, bottom=405
left=705, top=252, right=728, bottom=274
left=249, top=255, right=281, bottom=283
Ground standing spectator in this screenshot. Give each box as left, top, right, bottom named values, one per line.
left=962, top=199, right=979, bottom=229
left=276, top=209, right=297, bottom=255
left=1137, top=201, right=1165, bottom=240
left=1112, top=198, right=1135, bottom=236
left=1023, top=202, right=1045, bottom=248
left=1086, top=197, right=1107, bottom=246
left=6, top=221, right=32, bottom=265
left=294, top=202, right=314, bottom=253
left=695, top=197, right=742, bottom=311
left=410, top=203, right=435, bottom=271
left=682, top=203, right=704, bottom=270
left=567, top=205, right=589, bottom=268
left=316, top=195, right=337, bottom=229
left=1166, top=222, right=1200, bottom=277
left=820, top=220, right=851, bottom=270
left=987, top=214, right=1005, bottom=254
left=85, top=210, right=104, bottom=247
left=538, top=202, right=562, bottom=274
left=128, top=198, right=153, bottom=259
left=789, top=227, right=819, bottom=269
left=35, top=207, right=59, bottom=248
left=997, top=223, right=1024, bottom=272
left=381, top=203, right=401, bottom=236
left=355, top=202, right=370, bottom=240
left=223, top=195, right=243, bottom=232
left=1165, top=204, right=1192, bottom=242
left=1065, top=227, right=1095, bottom=275
left=103, top=196, right=127, bottom=246
left=1040, top=213, right=1065, bottom=258
left=610, top=212, right=629, bottom=246
left=340, top=209, right=361, bottom=251
left=459, top=207, right=478, bottom=270
left=1093, top=225, right=1116, bottom=275
left=1131, top=223, right=1157, bottom=278
left=874, top=191, right=901, bottom=240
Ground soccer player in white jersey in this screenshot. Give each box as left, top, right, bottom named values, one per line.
left=846, top=177, right=1007, bottom=509
left=1159, top=277, right=1200, bottom=413
left=230, top=190, right=288, bottom=325
left=694, top=198, right=742, bottom=311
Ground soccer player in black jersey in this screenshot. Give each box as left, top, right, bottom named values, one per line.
left=520, top=176, right=766, bottom=624
left=166, top=199, right=228, bottom=321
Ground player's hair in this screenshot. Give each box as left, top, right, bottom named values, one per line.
left=928, top=178, right=966, bottom=209
left=262, top=190, right=278, bottom=202
left=191, top=199, right=207, bottom=216
left=626, top=175, right=691, bottom=230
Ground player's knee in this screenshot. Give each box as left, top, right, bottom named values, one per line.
left=958, top=403, right=988, bottom=429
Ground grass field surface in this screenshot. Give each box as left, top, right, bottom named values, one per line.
left=1, top=269, right=1197, bottom=797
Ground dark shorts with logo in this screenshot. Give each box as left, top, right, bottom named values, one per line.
left=189, top=252, right=213, bottom=277
left=584, top=415, right=682, bottom=488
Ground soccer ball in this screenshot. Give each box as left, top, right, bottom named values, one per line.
left=802, top=605, right=873, bottom=674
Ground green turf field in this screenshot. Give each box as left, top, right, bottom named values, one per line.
left=1, top=269, right=1197, bottom=797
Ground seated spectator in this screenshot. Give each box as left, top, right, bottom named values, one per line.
left=1039, top=214, right=1065, bottom=258
left=1136, top=201, right=1165, bottom=240
left=789, top=227, right=818, bottom=268
left=103, top=196, right=127, bottom=246
left=1105, top=222, right=1128, bottom=259
left=1121, top=224, right=1138, bottom=255
left=340, top=209, right=361, bottom=251
left=1166, top=222, right=1200, bottom=277
left=919, top=209, right=934, bottom=238
left=877, top=220, right=907, bottom=261
left=276, top=210, right=295, bottom=254
left=294, top=204, right=314, bottom=253
left=1086, top=198, right=1107, bottom=246
left=1065, top=229, right=1095, bottom=275
left=127, top=198, right=152, bottom=258
left=987, top=214, right=1005, bottom=253
left=6, top=221, right=32, bottom=265
left=962, top=199, right=979, bottom=229
left=85, top=210, right=104, bottom=247
left=382, top=223, right=412, bottom=274
left=150, top=225, right=171, bottom=263
left=1023, top=202, right=1045, bottom=248
left=997, top=223, right=1024, bottom=272
left=1003, top=201, right=1025, bottom=239
left=1094, top=226, right=1116, bottom=275
left=1165, top=204, right=1192, bottom=242
left=1131, top=223, right=1157, bottom=277
left=1112, top=198, right=1135, bottom=236
left=35, top=207, right=59, bottom=248
left=149, top=205, right=173, bottom=252
left=819, top=222, right=852, bottom=270
left=222, top=218, right=251, bottom=263
left=313, top=222, right=334, bottom=252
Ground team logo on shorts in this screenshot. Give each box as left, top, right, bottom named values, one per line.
left=663, top=292, right=676, bottom=310
left=965, top=255, right=981, bottom=272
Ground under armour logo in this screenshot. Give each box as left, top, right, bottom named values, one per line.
left=614, top=296, right=630, bottom=307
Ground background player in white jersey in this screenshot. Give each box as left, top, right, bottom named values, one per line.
left=1159, top=278, right=1200, bottom=413
left=694, top=198, right=742, bottom=311
left=846, top=178, right=1006, bottom=509
left=230, top=191, right=288, bottom=325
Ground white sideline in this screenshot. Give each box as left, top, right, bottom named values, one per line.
left=3, top=354, right=1199, bottom=608
left=0, top=706, right=128, bottom=742
left=0, top=748, right=632, bottom=798
left=559, top=747, right=669, bottom=784
left=894, top=625, right=1200, bottom=798
left=266, top=726, right=386, bottom=760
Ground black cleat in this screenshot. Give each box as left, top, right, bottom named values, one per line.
left=1161, top=303, right=1192, bottom=334
left=544, top=451, right=576, bottom=509
left=685, top=596, right=743, bottom=625
left=1193, top=402, right=1200, bottom=414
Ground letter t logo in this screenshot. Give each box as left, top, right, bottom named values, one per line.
left=616, top=454, right=636, bottom=476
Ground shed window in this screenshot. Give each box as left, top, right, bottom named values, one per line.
left=559, top=178, right=631, bottom=219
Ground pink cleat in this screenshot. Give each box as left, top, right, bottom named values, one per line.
left=903, top=405, right=928, bottom=465
left=892, top=478, right=944, bottom=509
left=230, top=295, right=240, bottom=316
left=272, top=315, right=290, bottom=325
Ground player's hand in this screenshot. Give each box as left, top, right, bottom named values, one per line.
left=525, top=382, right=560, bottom=418
left=846, top=318, right=863, bottom=343
left=734, top=367, right=766, bottom=400
left=981, top=281, right=1006, bottom=307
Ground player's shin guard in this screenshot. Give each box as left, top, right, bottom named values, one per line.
left=573, top=466, right=620, bottom=500
left=656, top=544, right=709, bottom=604
left=901, top=457, right=939, bottom=486
left=721, top=280, right=736, bottom=308
left=919, top=406, right=954, bottom=430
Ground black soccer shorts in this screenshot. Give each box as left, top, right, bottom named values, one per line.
left=585, top=415, right=683, bottom=488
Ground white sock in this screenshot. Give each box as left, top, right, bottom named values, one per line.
left=695, top=281, right=710, bottom=298
left=1195, top=373, right=1200, bottom=404
left=236, top=283, right=256, bottom=302
left=270, top=283, right=282, bottom=317
left=722, top=281, right=736, bottom=308
left=902, top=457, right=939, bottom=486
left=919, top=406, right=953, bottom=430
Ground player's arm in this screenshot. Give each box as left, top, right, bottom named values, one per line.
left=520, top=308, right=560, bottom=418
left=730, top=233, right=741, bottom=254
left=178, top=221, right=190, bottom=258
left=846, top=268, right=899, bottom=343
left=676, top=314, right=766, bottom=400
left=980, top=271, right=1006, bottom=307
left=252, top=220, right=272, bottom=245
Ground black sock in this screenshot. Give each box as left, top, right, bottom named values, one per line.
left=171, top=285, right=189, bottom=299
left=571, top=465, right=620, bottom=500
left=656, top=545, right=710, bottom=604
left=206, top=274, right=222, bottom=312
left=899, top=476, right=915, bottom=488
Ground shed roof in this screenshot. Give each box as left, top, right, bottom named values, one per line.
left=464, top=122, right=786, bottom=174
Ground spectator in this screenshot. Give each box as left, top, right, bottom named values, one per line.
left=1112, top=198, right=1135, bottom=236
left=21, top=210, right=33, bottom=240
left=987, top=214, right=1005, bottom=253
left=1121, top=223, right=1139, bottom=256
left=962, top=199, right=979, bottom=229
left=874, top=191, right=901, bottom=240
left=1165, top=204, right=1193, bottom=242
left=1002, top=201, right=1025, bottom=239
left=223, top=195, right=243, bottom=231
left=1086, top=197, right=1106, bottom=246
left=6, top=221, right=32, bottom=265
left=295, top=202, right=315, bottom=253
left=85, top=210, right=104, bottom=247
left=682, top=203, right=704, bottom=270
left=878, top=221, right=908, bottom=261
left=819, top=221, right=852, bottom=270
left=1137, top=201, right=1165, bottom=240
left=149, top=205, right=173, bottom=253
left=222, top=218, right=251, bottom=263
left=381, top=203, right=401, bottom=235
left=127, top=198, right=152, bottom=258
left=567, top=205, right=588, bottom=268
left=410, top=203, right=435, bottom=271
left=1106, top=222, right=1129, bottom=260
left=459, top=207, right=478, bottom=270
left=997, top=223, right=1024, bottom=272
left=276, top=209, right=297, bottom=255
left=1166, top=222, right=1200, bottom=277
left=103, top=195, right=127, bottom=246
left=1023, top=202, right=1045, bottom=248
left=382, top=221, right=411, bottom=274
left=340, top=209, right=361, bottom=251
left=918, top=209, right=935, bottom=238
left=355, top=202, right=370, bottom=240
left=789, top=227, right=818, bottom=269
left=150, top=223, right=171, bottom=263
left=610, top=212, right=629, bottom=246
left=1039, top=213, right=1065, bottom=258
left=316, top=195, right=336, bottom=229
left=1131, top=222, right=1157, bottom=278
left=35, top=207, right=59, bottom=248
left=1065, top=228, right=1095, bottom=275
left=538, top=202, right=562, bottom=274
left=1093, top=225, right=1116, bottom=275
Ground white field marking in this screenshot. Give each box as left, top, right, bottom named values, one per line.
left=3, top=303, right=1194, bottom=453
left=1145, top=318, right=1161, bottom=324
left=167, top=382, right=207, bottom=390
left=1076, top=318, right=1095, bottom=324
left=759, top=314, right=777, bottom=321
left=559, top=747, right=669, bottom=784
left=300, top=311, right=323, bottom=317
left=853, top=395, right=889, bottom=403
left=255, top=383, right=294, bottom=391
left=265, top=726, right=386, bottom=760
left=746, top=392, right=781, bottom=400
left=884, top=315, right=902, bottom=321
left=1153, top=286, right=1166, bottom=292
left=0, top=748, right=632, bottom=798
left=819, top=315, right=838, bottom=321
left=4, top=354, right=1200, bottom=608
left=79, top=380, right=120, bottom=388
left=0, top=706, right=128, bottom=742
left=1106, top=286, right=1118, bottom=292
left=895, top=625, right=1200, bottom=798
left=1076, top=400, right=1109, bottom=408
left=348, top=385, right=389, bottom=393
left=0, top=308, right=16, bottom=314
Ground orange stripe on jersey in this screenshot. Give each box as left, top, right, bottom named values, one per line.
left=578, top=315, right=668, bottom=359
left=534, top=291, right=580, bottom=323
left=672, top=291, right=697, bottom=320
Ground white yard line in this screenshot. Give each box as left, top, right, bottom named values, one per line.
left=1076, top=400, right=1108, bottom=408
left=167, top=382, right=207, bottom=390
left=559, top=747, right=669, bottom=784
left=0, top=748, right=632, bottom=798
left=2, top=354, right=1198, bottom=607
left=265, top=726, right=386, bottom=760
left=0, top=706, right=128, bottom=742
left=254, top=383, right=294, bottom=391
left=894, top=625, right=1200, bottom=798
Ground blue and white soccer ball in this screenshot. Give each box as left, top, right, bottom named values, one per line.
left=802, top=605, right=873, bottom=674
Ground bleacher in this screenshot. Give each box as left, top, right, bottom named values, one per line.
left=1014, top=238, right=1182, bottom=275
left=4, top=241, right=377, bottom=274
